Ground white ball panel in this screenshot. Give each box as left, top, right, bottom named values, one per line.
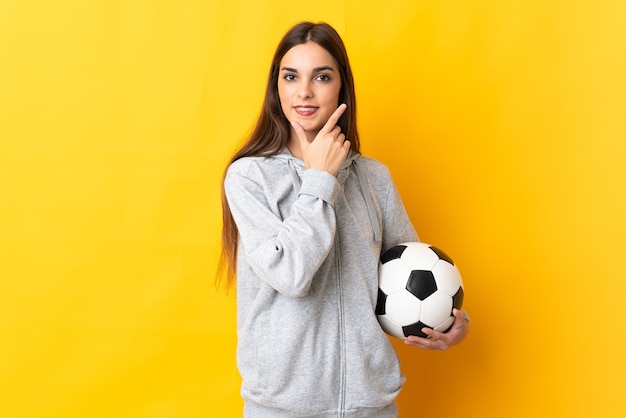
left=399, top=242, right=439, bottom=270
left=378, top=260, right=412, bottom=294
left=386, top=291, right=421, bottom=326
left=419, top=291, right=453, bottom=327
left=377, top=315, right=406, bottom=339
left=431, top=261, right=463, bottom=296
left=433, top=316, right=455, bottom=332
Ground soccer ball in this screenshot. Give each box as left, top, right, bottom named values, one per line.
left=375, top=242, right=464, bottom=339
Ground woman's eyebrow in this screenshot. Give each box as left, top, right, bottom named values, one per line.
left=280, top=66, right=336, bottom=73
left=313, top=66, right=335, bottom=72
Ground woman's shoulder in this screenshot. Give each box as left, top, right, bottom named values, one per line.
left=227, top=154, right=288, bottom=179
left=355, top=155, right=393, bottom=179
left=227, top=155, right=261, bottom=172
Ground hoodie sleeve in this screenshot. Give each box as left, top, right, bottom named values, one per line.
left=225, top=162, right=340, bottom=297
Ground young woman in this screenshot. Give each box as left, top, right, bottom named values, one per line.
left=220, top=21, right=469, bottom=417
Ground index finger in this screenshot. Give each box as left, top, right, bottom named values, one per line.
left=320, top=103, right=347, bottom=133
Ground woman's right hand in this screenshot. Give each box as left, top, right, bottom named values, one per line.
left=290, top=104, right=351, bottom=176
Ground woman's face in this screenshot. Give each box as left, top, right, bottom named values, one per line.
left=277, top=42, right=342, bottom=142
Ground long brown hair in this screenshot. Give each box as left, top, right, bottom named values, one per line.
left=217, top=21, right=360, bottom=288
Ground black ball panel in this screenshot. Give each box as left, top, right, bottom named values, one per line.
left=375, top=288, right=387, bottom=315
left=429, top=245, right=455, bottom=265
left=402, top=321, right=430, bottom=338
left=380, top=245, right=407, bottom=264
left=406, top=270, right=437, bottom=300
left=452, top=287, right=464, bottom=309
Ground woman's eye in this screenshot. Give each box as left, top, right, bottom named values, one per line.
left=316, top=74, right=331, bottom=82
left=284, top=74, right=296, bottom=81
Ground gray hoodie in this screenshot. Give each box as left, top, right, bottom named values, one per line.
left=225, top=148, right=418, bottom=417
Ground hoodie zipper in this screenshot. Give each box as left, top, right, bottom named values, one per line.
left=335, top=233, right=346, bottom=417
left=284, top=152, right=382, bottom=416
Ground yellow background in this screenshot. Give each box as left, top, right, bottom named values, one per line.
left=1, top=0, right=625, bottom=417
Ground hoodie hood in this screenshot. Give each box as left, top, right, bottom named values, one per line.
left=276, top=147, right=382, bottom=242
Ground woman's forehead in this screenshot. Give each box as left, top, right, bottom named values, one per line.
left=280, top=42, right=338, bottom=71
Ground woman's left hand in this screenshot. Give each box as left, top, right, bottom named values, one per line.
left=404, top=309, right=470, bottom=351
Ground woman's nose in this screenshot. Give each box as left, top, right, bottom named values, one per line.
left=297, top=81, right=313, bottom=99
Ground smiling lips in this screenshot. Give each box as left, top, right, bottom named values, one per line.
left=294, top=106, right=319, bottom=117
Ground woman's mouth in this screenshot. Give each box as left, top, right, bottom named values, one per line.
left=294, top=106, right=319, bottom=117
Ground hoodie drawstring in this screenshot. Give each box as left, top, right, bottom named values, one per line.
left=352, top=159, right=382, bottom=243
left=288, top=159, right=302, bottom=194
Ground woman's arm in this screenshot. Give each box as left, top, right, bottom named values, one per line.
left=225, top=164, right=340, bottom=297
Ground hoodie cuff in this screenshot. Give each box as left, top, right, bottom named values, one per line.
left=299, top=169, right=340, bottom=205
left=462, top=309, right=471, bottom=324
